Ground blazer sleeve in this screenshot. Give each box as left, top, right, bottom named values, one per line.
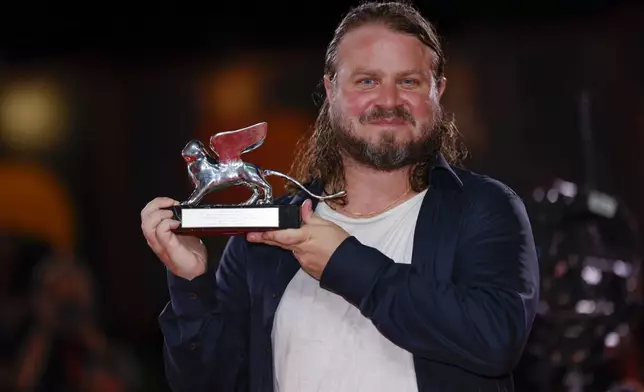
left=158, top=236, right=250, bottom=392
left=319, top=180, right=540, bottom=377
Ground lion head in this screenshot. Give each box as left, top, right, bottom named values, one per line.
left=181, top=140, right=209, bottom=163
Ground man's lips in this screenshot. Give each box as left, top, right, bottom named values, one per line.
left=368, top=117, right=408, bottom=125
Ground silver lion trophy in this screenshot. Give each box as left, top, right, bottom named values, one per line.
left=168, top=122, right=346, bottom=235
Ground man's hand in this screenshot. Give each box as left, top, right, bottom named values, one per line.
left=246, top=199, right=350, bottom=279
left=141, top=197, right=208, bottom=280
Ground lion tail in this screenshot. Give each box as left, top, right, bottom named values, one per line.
left=262, top=169, right=346, bottom=201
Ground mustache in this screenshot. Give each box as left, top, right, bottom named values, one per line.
left=359, top=106, right=416, bottom=126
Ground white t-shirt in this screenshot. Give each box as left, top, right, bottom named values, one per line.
left=271, top=189, right=427, bottom=392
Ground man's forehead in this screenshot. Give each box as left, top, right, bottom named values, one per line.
left=335, top=25, right=436, bottom=71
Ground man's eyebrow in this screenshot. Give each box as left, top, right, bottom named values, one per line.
left=348, top=68, right=431, bottom=77
left=349, top=68, right=381, bottom=76
left=396, top=69, right=431, bottom=77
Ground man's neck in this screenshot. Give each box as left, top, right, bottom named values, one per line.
left=333, top=159, right=418, bottom=216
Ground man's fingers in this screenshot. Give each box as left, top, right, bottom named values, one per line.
left=246, top=231, right=302, bottom=250
left=159, top=220, right=192, bottom=266
left=262, top=239, right=292, bottom=249
left=141, top=197, right=179, bottom=219
left=247, top=232, right=283, bottom=247
left=152, top=219, right=180, bottom=264
left=262, top=229, right=305, bottom=246
left=156, top=219, right=181, bottom=248
left=142, top=209, right=175, bottom=253
left=142, top=209, right=175, bottom=233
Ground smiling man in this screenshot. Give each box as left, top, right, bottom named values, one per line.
left=142, top=2, right=540, bottom=391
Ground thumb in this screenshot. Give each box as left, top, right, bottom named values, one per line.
left=301, top=199, right=322, bottom=224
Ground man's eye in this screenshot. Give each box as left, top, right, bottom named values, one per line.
left=358, top=79, right=377, bottom=86
left=400, top=79, right=419, bottom=87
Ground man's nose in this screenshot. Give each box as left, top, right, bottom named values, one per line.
left=375, top=82, right=402, bottom=109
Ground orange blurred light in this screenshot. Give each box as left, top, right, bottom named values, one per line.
left=0, top=161, right=75, bottom=251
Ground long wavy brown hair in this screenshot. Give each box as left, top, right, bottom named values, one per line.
left=287, top=1, right=468, bottom=203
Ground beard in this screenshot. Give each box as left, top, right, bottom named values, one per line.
left=329, top=104, right=441, bottom=171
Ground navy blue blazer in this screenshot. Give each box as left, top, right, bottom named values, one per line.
left=158, top=155, right=540, bottom=392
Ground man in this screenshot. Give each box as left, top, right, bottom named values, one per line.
left=141, top=2, right=540, bottom=391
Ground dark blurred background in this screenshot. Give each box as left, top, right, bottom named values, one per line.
left=1, top=1, right=643, bottom=391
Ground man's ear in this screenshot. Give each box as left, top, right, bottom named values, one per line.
left=436, top=76, right=447, bottom=99
left=323, top=74, right=335, bottom=101
left=437, top=76, right=447, bottom=99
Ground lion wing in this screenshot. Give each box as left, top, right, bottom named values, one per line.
left=209, top=122, right=268, bottom=162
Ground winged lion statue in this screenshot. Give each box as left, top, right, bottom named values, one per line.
left=180, top=122, right=346, bottom=206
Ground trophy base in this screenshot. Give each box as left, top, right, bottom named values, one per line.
left=166, top=204, right=301, bottom=236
